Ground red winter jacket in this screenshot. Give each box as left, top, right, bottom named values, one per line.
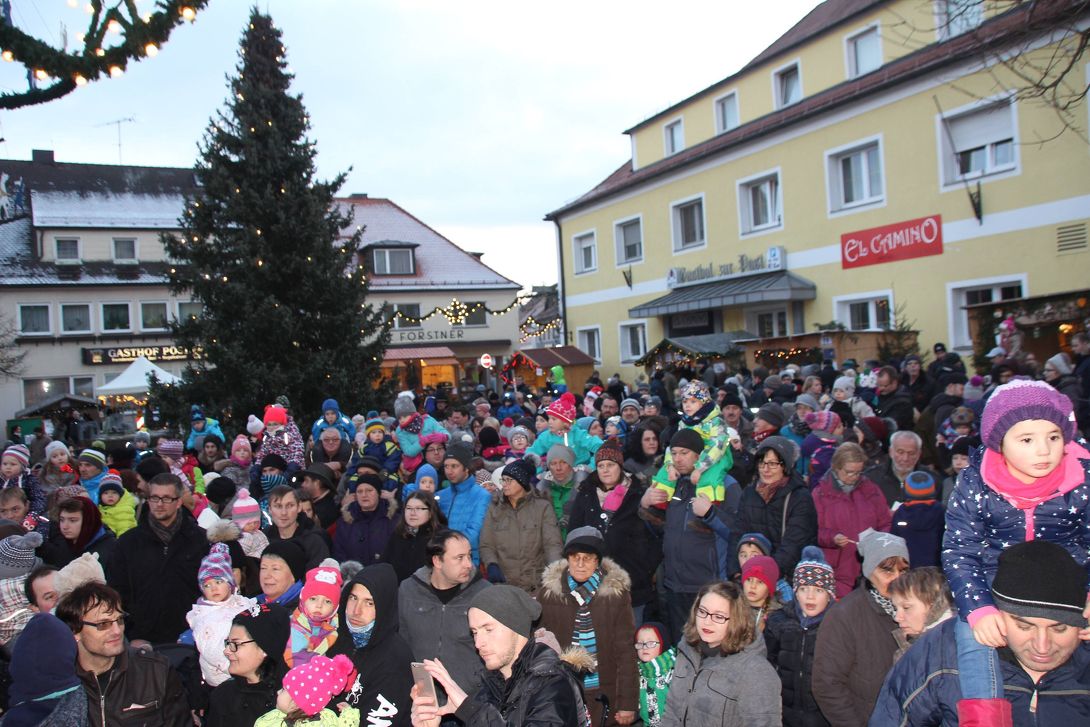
left=812, top=474, right=891, bottom=597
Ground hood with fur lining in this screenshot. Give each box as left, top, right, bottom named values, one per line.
left=539, top=556, right=631, bottom=599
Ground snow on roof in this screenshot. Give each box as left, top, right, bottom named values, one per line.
left=31, top=190, right=185, bottom=229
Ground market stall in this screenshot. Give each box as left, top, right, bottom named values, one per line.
left=501, top=346, right=595, bottom=390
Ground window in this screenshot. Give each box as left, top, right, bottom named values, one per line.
left=671, top=197, right=706, bottom=251
left=18, top=304, right=50, bottom=335
left=392, top=303, right=421, bottom=330
left=577, top=328, right=601, bottom=364
left=23, top=378, right=71, bottom=408
left=941, top=100, right=1016, bottom=185
left=55, top=238, right=79, bottom=262
left=452, top=301, right=486, bottom=327
left=774, top=63, right=801, bottom=108
left=177, top=301, right=203, bottom=322
left=835, top=294, right=892, bottom=331
left=715, top=92, right=739, bottom=133
left=614, top=218, right=642, bottom=264
left=753, top=309, right=789, bottom=338
left=739, top=172, right=782, bottom=234
left=938, top=0, right=983, bottom=39
left=101, top=303, right=131, bottom=332
left=72, top=376, right=94, bottom=398
left=113, top=238, right=137, bottom=262
left=371, top=248, right=414, bottom=275
left=847, top=26, right=881, bottom=78
left=619, top=322, right=647, bottom=363
left=949, top=277, right=1024, bottom=347
left=141, top=302, right=169, bottom=331
left=61, top=304, right=91, bottom=334
left=828, top=140, right=884, bottom=211
left=664, top=119, right=684, bottom=156
left=573, top=232, right=597, bottom=274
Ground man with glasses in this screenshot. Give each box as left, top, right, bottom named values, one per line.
left=57, top=581, right=188, bottom=726
left=106, top=473, right=209, bottom=644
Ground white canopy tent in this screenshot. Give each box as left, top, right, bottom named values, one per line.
left=96, top=355, right=180, bottom=396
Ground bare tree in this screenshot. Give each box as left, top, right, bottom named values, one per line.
left=0, top=315, right=26, bottom=381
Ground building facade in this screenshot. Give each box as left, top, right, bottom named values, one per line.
left=547, top=0, right=1090, bottom=376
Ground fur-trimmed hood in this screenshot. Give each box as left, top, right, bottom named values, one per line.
left=340, top=495, right=398, bottom=524
left=539, top=556, right=631, bottom=599
left=205, top=517, right=242, bottom=544
left=559, top=643, right=596, bottom=674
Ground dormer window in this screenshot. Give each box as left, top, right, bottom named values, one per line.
left=371, top=246, right=415, bottom=275
left=774, top=62, right=802, bottom=108
left=113, top=237, right=137, bottom=264
left=55, top=237, right=80, bottom=263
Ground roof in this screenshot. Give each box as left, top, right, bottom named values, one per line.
left=0, top=154, right=196, bottom=196
left=519, top=285, right=559, bottom=326
left=628, top=271, right=816, bottom=318
left=380, top=345, right=459, bottom=367
left=552, top=2, right=1044, bottom=220
left=32, top=190, right=185, bottom=229
left=517, top=345, right=595, bottom=368
left=14, top=392, right=99, bottom=418
left=337, top=197, right=520, bottom=291
left=96, top=356, right=180, bottom=395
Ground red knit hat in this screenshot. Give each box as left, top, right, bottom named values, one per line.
left=741, top=554, right=780, bottom=596
left=300, top=565, right=342, bottom=606
left=547, top=392, right=577, bottom=424
left=263, top=404, right=288, bottom=427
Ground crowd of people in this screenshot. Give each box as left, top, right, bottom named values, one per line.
left=0, top=332, right=1088, bottom=726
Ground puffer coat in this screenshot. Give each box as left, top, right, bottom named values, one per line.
left=478, top=489, right=562, bottom=592
left=764, top=600, right=830, bottom=727
left=812, top=473, right=891, bottom=597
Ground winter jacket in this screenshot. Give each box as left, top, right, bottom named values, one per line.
left=360, top=436, right=402, bottom=474
left=942, top=444, right=1090, bottom=621
left=309, top=438, right=352, bottom=474
left=380, top=523, right=435, bottom=583
left=916, top=393, right=963, bottom=466
left=255, top=415, right=306, bottom=470
left=811, top=587, right=903, bottom=727
left=902, top=372, right=933, bottom=413
left=186, top=418, right=225, bottom=451
left=328, top=563, right=413, bottom=726
left=332, top=499, right=398, bottom=565
left=0, top=574, right=32, bottom=646
left=537, top=558, right=639, bottom=718
left=436, top=477, right=492, bottom=565
left=1050, top=373, right=1084, bottom=414
left=799, top=433, right=838, bottom=485
left=812, top=473, right=891, bottom=597
left=39, top=523, right=116, bottom=569
left=106, top=507, right=210, bottom=644
left=98, top=488, right=137, bottom=537
left=825, top=397, right=874, bottom=423
left=568, top=472, right=662, bottom=606
left=205, top=674, right=279, bottom=727
left=312, top=399, right=357, bottom=443
left=764, top=600, right=829, bottom=727
left=0, top=687, right=89, bottom=727
left=184, top=593, right=256, bottom=686
left=479, top=491, right=562, bottom=593
left=454, top=639, right=590, bottom=727
left=891, top=500, right=944, bottom=567
left=737, top=473, right=817, bottom=578
left=528, top=427, right=603, bottom=469
left=38, top=463, right=77, bottom=496
left=398, top=566, right=490, bottom=694
left=534, top=469, right=586, bottom=536
left=395, top=414, right=447, bottom=461
left=263, top=513, right=332, bottom=571
left=662, top=636, right=782, bottom=727
left=644, top=473, right=740, bottom=593
left=76, top=646, right=190, bottom=727
left=870, top=616, right=1090, bottom=726
left=872, top=387, right=915, bottom=433
left=863, top=459, right=940, bottom=508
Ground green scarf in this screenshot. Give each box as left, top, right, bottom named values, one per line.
left=638, top=647, right=676, bottom=727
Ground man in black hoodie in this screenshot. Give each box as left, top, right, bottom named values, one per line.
left=330, top=563, right=413, bottom=726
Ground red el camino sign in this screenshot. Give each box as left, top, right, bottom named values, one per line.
left=841, top=215, right=943, bottom=269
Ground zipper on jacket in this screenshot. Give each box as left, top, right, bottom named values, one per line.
left=99, top=670, right=114, bottom=726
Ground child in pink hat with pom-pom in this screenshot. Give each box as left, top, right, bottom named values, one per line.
left=254, top=653, right=358, bottom=726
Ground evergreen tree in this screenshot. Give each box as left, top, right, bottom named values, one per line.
left=155, top=9, right=388, bottom=431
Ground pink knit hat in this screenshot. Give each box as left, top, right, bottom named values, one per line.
left=283, top=654, right=356, bottom=716
left=546, top=392, right=577, bottom=424
left=1, top=444, right=29, bottom=468
left=198, top=543, right=236, bottom=591
left=981, top=379, right=1075, bottom=452
left=300, top=565, right=343, bottom=606
left=804, top=410, right=841, bottom=434
left=230, top=489, right=261, bottom=525
left=231, top=435, right=251, bottom=458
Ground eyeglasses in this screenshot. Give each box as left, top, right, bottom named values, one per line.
left=634, top=640, right=661, bottom=650
left=757, top=460, right=784, bottom=469
left=404, top=506, right=429, bottom=513
left=696, top=606, right=729, bottom=624
left=223, top=639, right=256, bottom=653
left=81, top=613, right=127, bottom=631
left=147, top=495, right=180, bottom=505
left=567, top=553, right=598, bottom=565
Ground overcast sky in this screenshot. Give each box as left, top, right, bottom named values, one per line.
left=0, top=0, right=822, bottom=289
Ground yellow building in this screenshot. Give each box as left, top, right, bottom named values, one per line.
left=546, top=0, right=1090, bottom=377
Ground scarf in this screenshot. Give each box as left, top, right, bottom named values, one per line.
left=868, top=584, right=896, bottom=619
left=568, top=569, right=603, bottom=691
left=229, top=454, right=251, bottom=469
left=348, top=619, right=375, bottom=649
left=981, top=442, right=1089, bottom=540
left=798, top=610, right=826, bottom=630
left=790, top=418, right=811, bottom=438
left=831, top=471, right=857, bottom=494
left=259, top=580, right=304, bottom=607
left=638, top=647, right=676, bottom=727
left=285, top=607, right=339, bottom=668
left=147, top=512, right=182, bottom=545
left=401, top=413, right=424, bottom=435
left=601, top=476, right=629, bottom=513
left=680, top=401, right=715, bottom=427
left=755, top=475, right=789, bottom=504
left=753, top=428, right=775, bottom=445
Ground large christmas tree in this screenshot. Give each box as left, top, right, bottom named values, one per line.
left=157, top=9, right=388, bottom=431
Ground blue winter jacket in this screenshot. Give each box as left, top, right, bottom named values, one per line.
left=942, top=444, right=1090, bottom=620
left=395, top=414, right=448, bottom=461
left=870, top=617, right=1090, bottom=726
left=185, top=417, right=224, bottom=451
left=527, top=427, right=602, bottom=470
left=436, top=476, right=492, bottom=566
left=311, top=398, right=356, bottom=444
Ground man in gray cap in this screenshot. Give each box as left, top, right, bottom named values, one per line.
left=618, top=398, right=642, bottom=428
left=534, top=444, right=585, bottom=537
left=410, top=584, right=589, bottom=727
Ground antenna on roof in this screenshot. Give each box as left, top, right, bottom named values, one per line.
left=95, top=116, right=136, bottom=164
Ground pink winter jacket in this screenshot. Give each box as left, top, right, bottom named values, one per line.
left=813, top=474, right=892, bottom=597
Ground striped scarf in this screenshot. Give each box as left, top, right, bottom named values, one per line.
left=638, top=647, right=676, bottom=727
left=568, top=569, right=603, bottom=691
left=284, top=607, right=339, bottom=668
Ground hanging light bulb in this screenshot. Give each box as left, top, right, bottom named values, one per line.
left=107, top=20, right=122, bottom=34
left=144, top=42, right=159, bottom=57
left=33, top=69, right=48, bottom=81
left=180, top=6, right=197, bottom=21
left=73, top=73, right=87, bottom=86
left=1, top=50, right=13, bottom=62
left=108, top=65, right=122, bottom=77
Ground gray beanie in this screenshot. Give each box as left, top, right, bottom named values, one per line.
left=1046, top=353, right=1074, bottom=376
left=619, top=398, right=641, bottom=412
left=444, top=442, right=474, bottom=470
left=755, top=436, right=799, bottom=471
left=833, top=376, right=856, bottom=395
left=795, top=393, right=821, bottom=413
left=0, top=532, right=43, bottom=579
left=857, top=528, right=909, bottom=579
left=44, top=440, right=69, bottom=461
left=564, top=525, right=605, bottom=558
left=547, top=444, right=575, bottom=467
left=394, top=396, right=416, bottom=419
left=469, top=584, right=542, bottom=638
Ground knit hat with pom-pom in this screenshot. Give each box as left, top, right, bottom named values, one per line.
left=793, top=545, right=836, bottom=599
left=246, top=415, right=264, bottom=436
left=230, top=489, right=261, bottom=526
left=283, top=654, right=357, bottom=716
left=198, top=542, right=236, bottom=591
left=546, top=392, right=577, bottom=424
left=0, top=532, right=42, bottom=578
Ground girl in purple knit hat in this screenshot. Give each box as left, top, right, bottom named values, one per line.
left=942, top=378, right=1090, bottom=726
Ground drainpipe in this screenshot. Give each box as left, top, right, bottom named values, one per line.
left=552, top=219, right=567, bottom=345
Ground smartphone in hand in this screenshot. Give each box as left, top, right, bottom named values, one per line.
left=411, top=661, right=438, bottom=704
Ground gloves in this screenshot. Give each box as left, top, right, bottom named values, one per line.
left=486, top=563, right=506, bottom=583
left=776, top=578, right=795, bottom=604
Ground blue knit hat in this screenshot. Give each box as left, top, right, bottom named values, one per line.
left=737, top=532, right=772, bottom=557
left=8, top=613, right=80, bottom=706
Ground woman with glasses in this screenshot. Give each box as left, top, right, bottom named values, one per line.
left=380, top=490, right=446, bottom=581
left=736, top=436, right=818, bottom=579
left=811, top=443, right=892, bottom=598
left=662, top=580, right=781, bottom=726
left=206, top=603, right=290, bottom=727
left=1042, top=352, right=1082, bottom=412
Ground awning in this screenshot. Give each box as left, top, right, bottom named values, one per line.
left=381, top=346, right=459, bottom=367
left=517, top=345, right=595, bottom=368
left=629, top=271, right=816, bottom=318
left=635, top=332, right=751, bottom=367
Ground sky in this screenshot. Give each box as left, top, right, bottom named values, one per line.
left=0, top=0, right=823, bottom=289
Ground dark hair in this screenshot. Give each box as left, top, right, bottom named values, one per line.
left=624, top=424, right=663, bottom=465
left=877, top=365, right=899, bottom=382
left=24, top=564, right=58, bottom=605
left=888, top=566, right=953, bottom=625
left=56, top=582, right=124, bottom=633
left=57, top=497, right=86, bottom=515
left=682, top=581, right=754, bottom=655
left=0, top=487, right=27, bottom=505
left=148, top=472, right=184, bottom=495
left=452, top=405, right=470, bottom=418
left=396, top=491, right=446, bottom=538
left=294, top=488, right=314, bottom=505
left=134, top=456, right=170, bottom=483
left=426, top=529, right=468, bottom=563
left=267, top=484, right=298, bottom=505
left=202, top=434, right=224, bottom=449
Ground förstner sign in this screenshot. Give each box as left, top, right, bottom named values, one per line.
left=666, top=246, right=785, bottom=289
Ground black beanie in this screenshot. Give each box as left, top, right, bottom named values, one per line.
left=991, top=540, right=1088, bottom=626
left=720, top=391, right=744, bottom=409
left=232, top=603, right=290, bottom=660
left=261, top=540, right=306, bottom=583
left=669, top=428, right=705, bottom=454
left=478, top=427, right=500, bottom=449
left=502, top=459, right=534, bottom=491
left=205, top=476, right=236, bottom=507
left=260, top=453, right=289, bottom=473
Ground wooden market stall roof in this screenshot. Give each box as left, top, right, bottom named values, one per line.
left=636, top=332, right=750, bottom=367
left=517, top=346, right=595, bottom=368
left=380, top=346, right=459, bottom=367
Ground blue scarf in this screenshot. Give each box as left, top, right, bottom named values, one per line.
left=348, top=619, right=375, bottom=649
left=258, top=580, right=303, bottom=607
left=568, top=569, right=603, bottom=691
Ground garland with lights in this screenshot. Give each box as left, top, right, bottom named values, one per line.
left=384, top=295, right=527, bottom=328
left=0, top=0, right=208, bottom=110
left=753, top=346, right=824, bottom=365
left=519, top=315, right=561, bottom=343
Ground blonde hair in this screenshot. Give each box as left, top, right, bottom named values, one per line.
left=831, top=442, right=867, bottom=471
left=682, top=581, right=754, bottom=655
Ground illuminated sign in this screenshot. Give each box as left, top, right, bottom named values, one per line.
left=82, top=345, right=198, bottom=365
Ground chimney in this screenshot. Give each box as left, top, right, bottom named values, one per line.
left=348, top=192, right=368, bottom=199
left=31, top=149, right=55, bottom=164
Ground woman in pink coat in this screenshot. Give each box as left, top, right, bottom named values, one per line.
left=812, top=442, right=892, bottom=597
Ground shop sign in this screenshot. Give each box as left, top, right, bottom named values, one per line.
left=479, top=353, right=494, bottom=369
left=393, top=328, right=467, bottom=343
left=82, top=345, right=197, bottom=365
left=671, top=311, right=710, bottom=329
left=841, top=215, right=942, bottom=269
left=667, top=246, right=785, bottom=289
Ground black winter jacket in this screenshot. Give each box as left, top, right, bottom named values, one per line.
left=205, top=675, right=279, bottom=727
left=873, top=387, right=915, bottom=433
left=105, top=507, right=209, bottom=644
left=765, top=600, right=830, bottom=727
left=76, top=646, right=189, bottom=727
left=381, top=523, right=435, bottom=582
left=454, top=640, right=590, bottom=726
left=737, top=473, right=817, bottom=577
